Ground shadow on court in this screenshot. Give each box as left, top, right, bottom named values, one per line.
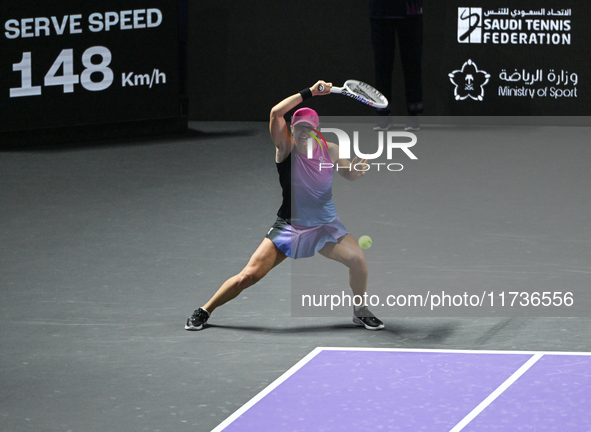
left=473, top=317, right=521, bottom=346
left=206, top=321, right=458, bottom=343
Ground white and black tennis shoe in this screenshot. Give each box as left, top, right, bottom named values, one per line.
left=353, top=306, right=385, bottom=330
left=185, top=307, right=210, bottom=331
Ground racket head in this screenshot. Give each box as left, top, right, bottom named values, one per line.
left=343, top=80, right=389, bottom=109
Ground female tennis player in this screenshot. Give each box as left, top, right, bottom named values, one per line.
left=185, top=80, right=384, bottom=331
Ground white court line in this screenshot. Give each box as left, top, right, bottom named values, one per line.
left=448, top=353, right=544, bottom=432
left=210, top=347, right=324, bottom=432
left=317, top=346, right=591, bottom=356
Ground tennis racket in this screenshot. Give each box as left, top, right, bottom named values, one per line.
left=318, top=80, right=388, bottom=109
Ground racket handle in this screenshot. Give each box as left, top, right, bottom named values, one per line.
left=318, top=84, right=340, bottom=94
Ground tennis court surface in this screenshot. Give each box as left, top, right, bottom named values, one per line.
left=214, top=347, right=591, bottom=431
left=2, top=121, right=591, bottom=432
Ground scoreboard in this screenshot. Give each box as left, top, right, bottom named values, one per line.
left=0, top=1, right=186, bottom=142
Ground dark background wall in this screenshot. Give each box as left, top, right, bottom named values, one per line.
left=187, top=0, right=416, bottom=120
left=1, top=0, right=587, bottom=142
left=187, top=0, right=589, bottom=121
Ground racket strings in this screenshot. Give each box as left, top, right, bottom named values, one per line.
left=349, top=83, right=385, bottom=104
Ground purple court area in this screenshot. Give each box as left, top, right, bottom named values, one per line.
left=214, top=349, right=591, bottom=432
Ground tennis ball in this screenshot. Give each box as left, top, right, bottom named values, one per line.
left=358, top=235, right=372, bottom=250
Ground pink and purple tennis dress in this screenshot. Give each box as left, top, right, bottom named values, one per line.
left=266, top=142, right=349, bottom=259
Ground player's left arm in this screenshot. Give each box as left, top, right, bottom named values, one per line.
left=338, top=157, right=368, bottom=181
left=327, top=142, right=368, bottom=181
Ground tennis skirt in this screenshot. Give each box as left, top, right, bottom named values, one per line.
left=265, top=216, right=349, bottom=259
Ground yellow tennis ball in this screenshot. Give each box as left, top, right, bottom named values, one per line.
left=358, top=235, right=372, bottom=250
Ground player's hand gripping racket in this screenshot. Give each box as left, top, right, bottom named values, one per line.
left=318, top=80, right=388, bottom=109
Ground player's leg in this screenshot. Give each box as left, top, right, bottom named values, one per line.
left=319, top=234, right=384, bottom=330
left=204, top=238, right=286, bottom=312
left=185, top=238, right=287, bottom=330
left=319, top=234, right=368, bottom=297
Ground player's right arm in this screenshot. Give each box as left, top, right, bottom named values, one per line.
left=269, top=81, right=331, bottom=163
left=270, top=93, right=300, bottom=163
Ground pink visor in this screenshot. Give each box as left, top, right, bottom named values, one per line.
left=292, top=107, right=319, bottom=129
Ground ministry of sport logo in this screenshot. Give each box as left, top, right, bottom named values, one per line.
left=458, top=7, right=482, bottom=43
left=449, top=60, right=490, bottom=101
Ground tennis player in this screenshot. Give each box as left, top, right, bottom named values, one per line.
left=185, top=80, right=384, bottom=331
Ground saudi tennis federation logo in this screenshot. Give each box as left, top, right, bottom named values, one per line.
left=448, top=60, right=490, bottom=101
left=458, top=7, right=482, bottom=43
